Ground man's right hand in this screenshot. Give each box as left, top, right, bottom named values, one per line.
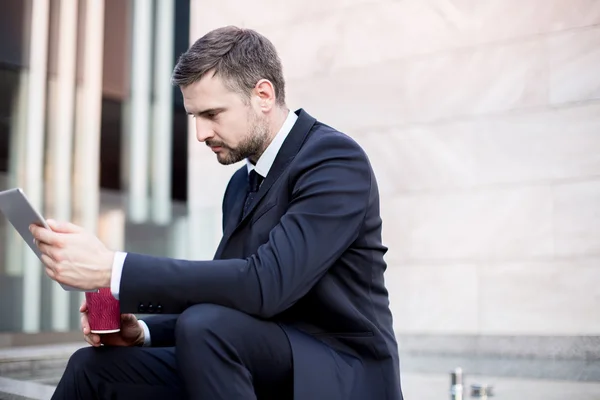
left=80, top=300, right=145, bottom=347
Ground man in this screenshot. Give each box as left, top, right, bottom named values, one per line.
left=31, top=26, right=403, bottom=399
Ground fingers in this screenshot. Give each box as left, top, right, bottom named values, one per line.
left=121, top=313, right=136, bottom=323
left=29, top=225, right=62, bottom=246
left=37, top=242, right=62, bottom=263
left=80, top=302, right=90, bottom=335
left=48, top=220, right=83, bottom=234
left=42, top=254, right=60, bottom=279
left=39, top=245, right=62, bottom=283
left=83, top=333, right=94, bottom=346
left=84, top=333, right=101, bottom=347
left=80, top=313, right=90, bottom=334
left=30, top=220, right=82, bottom=246
left=80, top=312, right=101, bottom=347
left=44, top=264, right=56, bottom=280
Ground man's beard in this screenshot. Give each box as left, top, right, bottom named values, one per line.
left=209, top=112, right=270, bottom=165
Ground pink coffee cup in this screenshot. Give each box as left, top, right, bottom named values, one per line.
left=85, top=287, right=121, bottom=334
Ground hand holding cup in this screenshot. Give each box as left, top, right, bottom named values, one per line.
left=81, top=297, right=144, bottom=347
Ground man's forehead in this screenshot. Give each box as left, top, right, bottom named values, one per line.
left=182, top=75, right=243, bottom=113
left=183, top=74, right=225, bottom=97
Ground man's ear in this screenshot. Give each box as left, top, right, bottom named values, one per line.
left=254, top=79, right=276, bottom=111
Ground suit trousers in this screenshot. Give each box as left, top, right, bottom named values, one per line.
left=51, top=304, right=294, bottom=400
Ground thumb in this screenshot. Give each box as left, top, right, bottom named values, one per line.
left=46, top=219, right=59, bottom=229
left=121, top=313, right=137, bottom=326
left=47, top=220, right=83, bottom=234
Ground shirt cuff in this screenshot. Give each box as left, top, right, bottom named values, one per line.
left=110, top=251, right=128, bottom=300
left=138, top=320, right=152, bottom=347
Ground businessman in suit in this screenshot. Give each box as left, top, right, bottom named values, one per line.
left=31, top=26, right=403, bottom=399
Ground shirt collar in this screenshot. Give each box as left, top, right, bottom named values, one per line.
left=246, top=110, right=298, bottom=177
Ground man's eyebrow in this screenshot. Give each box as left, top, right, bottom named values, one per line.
left=187, top=107, right=225, bottom=117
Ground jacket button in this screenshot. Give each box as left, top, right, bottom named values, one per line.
left=147, top=303, right=154, bottom=313
left=138, top=303, right=145, bottom=313
left=156, top=304, right=162, bottom=314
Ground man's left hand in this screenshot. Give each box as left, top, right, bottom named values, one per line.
left=30, top=220, right=114, bottom=290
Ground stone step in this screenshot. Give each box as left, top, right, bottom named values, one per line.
left=0, top=377, right=56, bottom=400
left=0, top=343, right=82, bottom=376
left=0, top=343, right=83, bottom=399
left=2, top=343, right=600, bottom=399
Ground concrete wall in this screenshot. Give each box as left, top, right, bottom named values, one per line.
left=188, top=1, right=600, bottom=341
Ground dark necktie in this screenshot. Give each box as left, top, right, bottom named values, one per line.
left=243, top=170, right=263, bottom=217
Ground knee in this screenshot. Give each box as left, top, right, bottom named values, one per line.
left=175, top=304, right=241, bottom=345
left=65, top=346, right=121, bottom=378
left=64, top=347, right=98, bottom=375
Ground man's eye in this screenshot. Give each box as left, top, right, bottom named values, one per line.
left=207, top=112, right=217, bottom=118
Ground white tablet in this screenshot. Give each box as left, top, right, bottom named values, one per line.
left=0, top=187, right=91, bottom=292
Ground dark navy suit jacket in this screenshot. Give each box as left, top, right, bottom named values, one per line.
left=119, top=109, right=403, bottom=399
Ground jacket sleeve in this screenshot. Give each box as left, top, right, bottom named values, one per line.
left=140, top=315, right=178, bottom=347
left=119, top=134, right=372, bottom=318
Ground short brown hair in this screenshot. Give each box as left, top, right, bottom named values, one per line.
left=172, top=26, right=286, bottom=106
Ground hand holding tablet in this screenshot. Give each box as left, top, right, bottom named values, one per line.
left=0, top=187, right=105, bottom=292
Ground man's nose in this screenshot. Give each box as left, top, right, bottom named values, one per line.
left=195, top=119, right=214, bottom=142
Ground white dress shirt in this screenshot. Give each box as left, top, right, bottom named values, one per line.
left=110, top=110, right=298, bottom=346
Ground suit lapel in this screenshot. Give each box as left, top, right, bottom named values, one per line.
left=215, top=109, right=316, bottom=257
left=239, top=109, right=316, bottom=225
left=214, top=168, right=247, bottom=258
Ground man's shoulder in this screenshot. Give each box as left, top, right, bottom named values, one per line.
left=301, top=120, right=370, bottom=163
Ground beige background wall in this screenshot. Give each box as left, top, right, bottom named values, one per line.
left=188, top=1, right=600, bottom=339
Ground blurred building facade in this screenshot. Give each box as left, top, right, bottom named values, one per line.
left=0, top=0, right=193, bottom=341
left=0, top=0, right=599, bottom=359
